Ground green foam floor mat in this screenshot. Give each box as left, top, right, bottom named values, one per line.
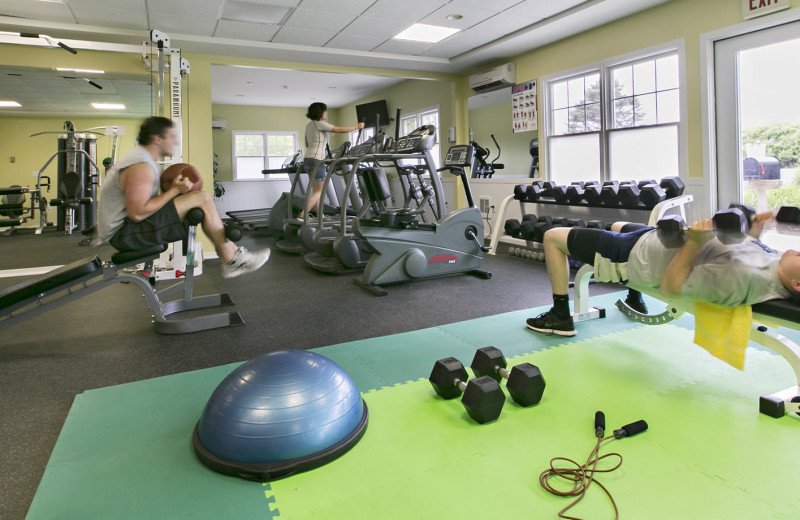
left=26, top=295, right=800, bottom=519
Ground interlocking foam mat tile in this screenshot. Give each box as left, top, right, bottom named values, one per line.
left=26, top=297, right=800, bottom=519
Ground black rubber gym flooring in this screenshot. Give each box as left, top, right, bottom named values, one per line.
left=0, top=227, right=622, bottom=520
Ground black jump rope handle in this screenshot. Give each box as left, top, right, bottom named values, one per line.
left=613, top=420, right=648, bottom=439
left=594, top=411, right=605, bottom=438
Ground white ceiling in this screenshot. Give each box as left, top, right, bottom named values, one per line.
left=210, top=66, right=406, bottom=108
left=0, top=0, right=672, bottom=116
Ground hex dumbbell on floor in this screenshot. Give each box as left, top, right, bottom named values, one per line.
left=429, top=357, right=505, bottom=424
left=470, top=346, right=546, bottom=407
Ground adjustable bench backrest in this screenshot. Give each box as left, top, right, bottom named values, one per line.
left=0, top=256, right=103, bottom=311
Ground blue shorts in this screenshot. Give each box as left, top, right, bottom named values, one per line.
left=567, top=224, right=653, bottom=265
left=303, top=158, right=327, bottom=181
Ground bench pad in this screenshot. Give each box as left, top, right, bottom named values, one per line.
left=0, top=256, right=103, bottom=310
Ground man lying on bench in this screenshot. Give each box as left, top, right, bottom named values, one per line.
left=526, top=209, right=798, bottom=337
left=96, top=116, right=269, bottom=279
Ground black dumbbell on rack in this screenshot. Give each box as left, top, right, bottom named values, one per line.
left=470, top=346, right=546, bottom=407
left=601, top=180, right=636, bottom=207
left=429, top=357, right=506, bottom=424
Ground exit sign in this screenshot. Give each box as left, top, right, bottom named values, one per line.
left=742, top=0, right=790, bottom=20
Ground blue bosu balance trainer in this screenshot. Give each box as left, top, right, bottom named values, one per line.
left=193, top=350, right=368, bottom=481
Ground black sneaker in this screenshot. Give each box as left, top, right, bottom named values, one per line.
left=624, top=296, right=648, bottom=314
left=526, top=309, right=576, bottom=337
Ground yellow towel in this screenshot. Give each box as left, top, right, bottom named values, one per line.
left=693, top=301, right=752, bottom=370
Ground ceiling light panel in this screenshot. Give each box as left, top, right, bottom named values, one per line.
left=393, top=24, right=460, bottom=44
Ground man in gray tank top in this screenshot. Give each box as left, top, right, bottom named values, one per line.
left=525, top=212, right=800, bottom=337
left=96, top=117, right=269, bottom=279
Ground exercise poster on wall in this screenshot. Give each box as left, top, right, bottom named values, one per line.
left=511, top=80, right=537, bottom=133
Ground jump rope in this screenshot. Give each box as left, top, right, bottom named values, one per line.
left=539, top=412, right=648, bottom=519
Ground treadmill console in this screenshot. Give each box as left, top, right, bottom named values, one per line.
left=348, top=141, right=377, bottom=156
left=443, top=145, right=474, bottom=168
left=394, top=125, right=436, bottom=154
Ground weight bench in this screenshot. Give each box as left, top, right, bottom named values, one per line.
left=570, top=264, right=800, bottom=419
left=0, top=208, right=244, bottom=335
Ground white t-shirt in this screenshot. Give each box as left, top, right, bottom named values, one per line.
left=305, top=120, right=335, bottom=160
left=626, top=231, right=790, bottom=306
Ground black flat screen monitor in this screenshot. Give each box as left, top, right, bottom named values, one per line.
left=356, top=100, right=390, bottom=128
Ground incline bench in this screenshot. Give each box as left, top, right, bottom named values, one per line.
left=0, top=208, right=243, bottom=335
left=569, top=263, right=800, bottom=419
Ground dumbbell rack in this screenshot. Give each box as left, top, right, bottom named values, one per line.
left=488, top=192, right=693, bottom=256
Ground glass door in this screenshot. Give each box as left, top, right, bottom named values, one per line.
left=714, top=22, right=800, bottom=213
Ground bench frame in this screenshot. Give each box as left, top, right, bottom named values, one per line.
left=571, top=265, right=800, bottom=419
left=0, top=219, right=244, bottom=335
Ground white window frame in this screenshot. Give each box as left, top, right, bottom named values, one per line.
left=541, top=40, right=688, bottom=185
left=399, top=106, right=441, bottom=170
left=231, top=130, right=299, bottom=181
left=348, top=126, right=375, bottom=145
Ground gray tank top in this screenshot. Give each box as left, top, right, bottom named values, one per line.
left=96, top=146, right=160, bottom=242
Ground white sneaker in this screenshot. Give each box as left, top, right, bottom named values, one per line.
left=221, top=247, right=270, bottom=279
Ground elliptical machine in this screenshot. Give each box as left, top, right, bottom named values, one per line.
left=469, top=133, right=504, bottom=178
left=353, top=144, right=492, bottom=296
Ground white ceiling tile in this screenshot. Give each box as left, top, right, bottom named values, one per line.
left=271, top=27, right=337, bottom=47
left=214, top=20, right=280, bottom=41
left=221, top=1, right=290, bottom=24
left=69, top=5, right=148, bottom=30
left=325, top=33, right=387, bottom=52
left=345, top=16, right=411, bottom=38
left=417, top=34, right=482, bottom=58
left=295, top=0, right=375, bottom=15
left=420, top=5, right=499, bottom=30
left=147, top=16, right=218, bottom=36
left=363, top=0, right=448, bottom=24
left=0, top=0, right=76, bottom=23
left=282, top=8, right=354, bottom=32
left=372, top=39, right=432, bottom=55
left=67, top=0, right=145, bottom=10
left=505, top=0, right=587, bottom=21
left=147, top=0, right=224, bottom=19
left=239, top=0, right=301, bottom=6
left=467, top=10, right=539, bottom=40
left=446, top=0, right=524, bottom=10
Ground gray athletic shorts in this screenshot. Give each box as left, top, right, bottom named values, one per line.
left=110, top=201, right=187, bottom=252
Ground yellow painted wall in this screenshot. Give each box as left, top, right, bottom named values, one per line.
left=469, top=0, right=800, bottom=180
left=468, top=102, right=535, bottom=177
left=3, top=0, right=799, bottom=223
left=210, top=104, right=307, bottom=182
left=333, top=78, right=456, bottom=163
left=0, top=116, right=140, bottom=189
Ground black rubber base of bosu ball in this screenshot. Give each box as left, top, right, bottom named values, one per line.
left=192, top=399, right=369, bottom=482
